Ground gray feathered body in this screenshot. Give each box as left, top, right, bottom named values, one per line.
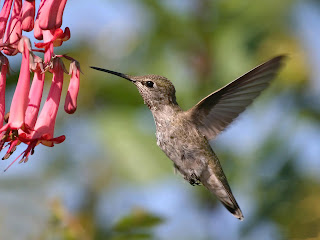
left=152, top=105, right=243, bottom=220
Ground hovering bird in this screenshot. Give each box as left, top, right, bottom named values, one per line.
left=91, top=55, right=286, bottom=220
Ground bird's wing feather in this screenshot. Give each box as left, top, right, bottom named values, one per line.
left=186, top=55, right=286, bottom=140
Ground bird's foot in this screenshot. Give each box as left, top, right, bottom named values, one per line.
left=186, top=173, right=201, bottom=186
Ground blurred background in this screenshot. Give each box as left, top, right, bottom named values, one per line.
left=0, top=0, right=320, bottom=239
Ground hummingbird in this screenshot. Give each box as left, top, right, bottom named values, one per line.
left=91, top=55, right=286, bottom=220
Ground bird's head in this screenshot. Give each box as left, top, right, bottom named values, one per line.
left=90, top=67, right=177, bottom=110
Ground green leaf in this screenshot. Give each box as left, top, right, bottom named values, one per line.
left=111, top=232, right=152, bottom=240
left=112, top=208, right=164, bottom=233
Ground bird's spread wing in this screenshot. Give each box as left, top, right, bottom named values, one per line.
left=186, top=55, right=286, bottom=140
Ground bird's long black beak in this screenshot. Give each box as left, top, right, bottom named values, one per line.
left=90, top=66, right=134, bottom=82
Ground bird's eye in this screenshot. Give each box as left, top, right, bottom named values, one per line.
left=146, top=81, right=154, bottom=88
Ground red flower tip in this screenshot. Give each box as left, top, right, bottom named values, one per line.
left=35, top=28, right=70, bottom=63
left=35, top=27, right=70, bottom=49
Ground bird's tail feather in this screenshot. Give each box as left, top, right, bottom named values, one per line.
left=200, top=153, right=244, bottom=220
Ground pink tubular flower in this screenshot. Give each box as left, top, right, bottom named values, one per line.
left=3, top=0, right=22, bottom=56
left=65, top=60, right=80, bottom=114
left=0, top=0, right=14, bottom=41
left=38, top=0, right=67, bottom=30
left=0, top=0, right=80, bottom=170
left=24, top=56, right=45, bottom=129
left=33, top=19, right=43, bottom=40
left=21, top=0, right=35, bottom=32
left=0, top=53, right=9, bottom=128
left=31, top=57, right=65, bottom=145
left=1, top=37, right=31, bottom=132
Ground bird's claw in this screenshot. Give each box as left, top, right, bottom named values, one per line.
left=187, top=173, right=201, bottom=186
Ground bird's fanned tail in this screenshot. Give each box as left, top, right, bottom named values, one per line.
left=200, top=152, right=244, bottom=220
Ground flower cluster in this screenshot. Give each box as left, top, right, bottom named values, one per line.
left=0, top=0, right=80, bottom=171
